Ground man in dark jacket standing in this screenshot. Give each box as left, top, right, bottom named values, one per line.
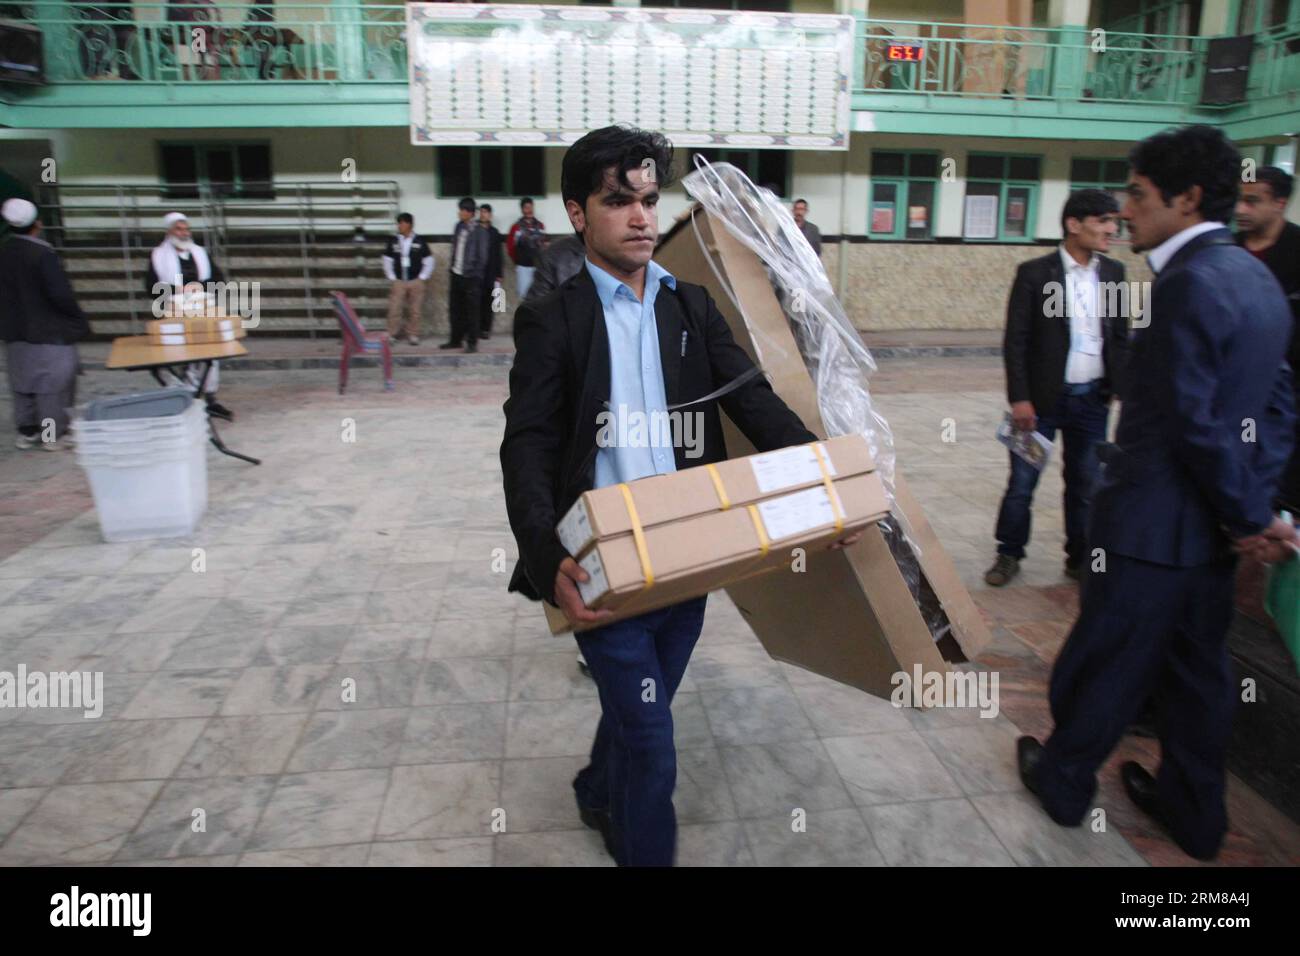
left=0, top=199, right=89, bottom=451
left=986, top=189, right=1130, bottom=586
left=477, top=203, right=504, bottom=340
left=1017, top=125, right=1297, bottom=862
left=1236, top=166, right=1300, bottom=510
left=500, top=125, right=861, bottom=866
left=440, top=197, right=489, bottom=354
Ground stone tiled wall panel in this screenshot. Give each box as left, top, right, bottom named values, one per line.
left=829, top=243, right=1153, bottom=332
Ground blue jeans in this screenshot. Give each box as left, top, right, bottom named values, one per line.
left=994, top=385, right=1108, bottom=564
left=572, top=595, right=707, bottom=866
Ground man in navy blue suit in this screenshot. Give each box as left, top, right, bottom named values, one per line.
left=1016, top=125, right=1297, bottom=861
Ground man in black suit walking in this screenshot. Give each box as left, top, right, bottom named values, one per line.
left=500, top=125, right=860, bottom=866
left=1018, top=125, right=1297, bottom=861
left=986, top=190, right=1130, bottom=587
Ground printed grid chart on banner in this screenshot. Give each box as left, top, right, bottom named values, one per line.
left=407, top=4, right=853, bottom=149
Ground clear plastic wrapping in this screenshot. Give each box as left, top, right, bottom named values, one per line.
left=681, top=158, right=951, bottom=643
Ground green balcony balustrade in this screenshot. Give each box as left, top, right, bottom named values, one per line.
left=7, top=1, right=407, bottom=83
left=2, top=5, right=1297, bottom=138
left=857, top=20, right=1205, bottom=105
left=853, top=17, right=1300, bottom=139
left=0, top=1, right=412, bottom=126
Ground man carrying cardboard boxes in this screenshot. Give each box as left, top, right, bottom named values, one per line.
left=500, top=125, right=864, bottom=867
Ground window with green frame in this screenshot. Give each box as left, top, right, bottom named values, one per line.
left=869, top=151, right=939, bottom=240
left=437, top=147, right=545, bottom=199
left=160, top=142, right=273, bottom=201
left=692, top=149, right=790, bottom=198
left=963, top=154, right=1041, bottom=242
left=1069, top=157, right=1131, bottom=241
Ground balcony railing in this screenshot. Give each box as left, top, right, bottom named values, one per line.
left=856, top=17, right=1300, bottom=109
left=10, top=1, right=407, bottom=82
left=1248, top=19, right=1300, bottom=99
left=5, top=5, right=1297, bottom=115
left=857, top=19, right=1205, bottom=106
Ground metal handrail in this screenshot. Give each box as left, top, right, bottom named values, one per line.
left=12, top=1, right=409, bottom=84
left=855, top=18, right=1299, bottom=107
left=35, top=179, right=401, bottom=331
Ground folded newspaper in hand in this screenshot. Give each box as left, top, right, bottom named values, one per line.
left=996, top=413, right=1054, bottom=471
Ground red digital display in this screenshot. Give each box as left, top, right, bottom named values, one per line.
left=886, top=44, right=925, bottom=62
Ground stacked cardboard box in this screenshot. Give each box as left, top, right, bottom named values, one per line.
left=544, top=435, right=889, bottom=634
left=651, top=204, right=992, bottom=701
left=145, top=317, right=241, bottom=346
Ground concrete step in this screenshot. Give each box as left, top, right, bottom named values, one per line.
left=64, top=258, right=390, bottom=276
left=71, top=278, right=391, bottom=296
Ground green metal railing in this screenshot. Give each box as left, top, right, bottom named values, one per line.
left=855, top=19, right=1208, bottom=106
left=1248, top=20, right=1300, bottom=98
left=12, top=1, right=407, bottom=82
left=6, top=5, right=1298, bottom=110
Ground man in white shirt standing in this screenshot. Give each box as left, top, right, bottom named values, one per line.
left=145, top=211, right=233, bottom=420
left=382, top=212, right=435, bottom=346
left=986, top=190, right=1130, bottom=586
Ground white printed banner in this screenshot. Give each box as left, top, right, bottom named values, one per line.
left=406, top=4, right=853, bottom=149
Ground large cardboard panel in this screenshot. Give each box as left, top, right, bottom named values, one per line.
left=656, top=206, right=991, bottom=697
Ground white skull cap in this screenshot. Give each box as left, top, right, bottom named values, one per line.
left=1, top=198, right=37, bottom=228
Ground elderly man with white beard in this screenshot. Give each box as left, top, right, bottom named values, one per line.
left=144, top=211, right=234, bottom=420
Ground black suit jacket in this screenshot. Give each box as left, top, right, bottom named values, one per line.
left=501, top=264, right=817, bottom=604
left=1091, top=228, right=1295, bottom=566
left=1003, top=249, right=1130, bottom=413
left=482, top=224, right=503, bottom=283
left=1237, top=221, right=1300, bottom=509
left=0, top=235, right=89, bottom=345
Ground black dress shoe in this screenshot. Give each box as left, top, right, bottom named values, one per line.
left=1120, top=761, right=1219, bottom=861
left=205, top=399, right=234, bottom=422
left=577, top=801, right=616, bottom=859
left=464, top=342, right=478, bottom=353
left=1119, top=761, right=1161, bottom=820
left=1017, top=735, right=1044, bottom=796
left=438, top=341, right=461, bottom=350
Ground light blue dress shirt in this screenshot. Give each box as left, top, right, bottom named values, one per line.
left=586, top=257, right=679, bottom=489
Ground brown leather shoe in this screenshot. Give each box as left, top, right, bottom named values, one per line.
left=984, top=554, right=1020, bottom=587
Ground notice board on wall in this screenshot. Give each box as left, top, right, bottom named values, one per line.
left=406, top=4, right=853, bottom=149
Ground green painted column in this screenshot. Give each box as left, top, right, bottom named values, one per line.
left=332, top=0, right=364, bottom=82
left=839, top=0, right=867, bottom=92
left=1200, top=0, right=1238, bottom=37
left=28, top=1, right=80, bottom=82
left=1047, top=0, right=1089, bottom=101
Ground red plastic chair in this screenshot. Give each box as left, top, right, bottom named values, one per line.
left=329, top=291, right=394, bottom=394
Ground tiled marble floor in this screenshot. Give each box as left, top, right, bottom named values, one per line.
left=0, top=357, right=1296, bottom=866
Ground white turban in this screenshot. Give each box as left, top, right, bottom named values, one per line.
left=163, top=211, right=189, bottom=229
left=2, top=198, right=37, bottom=229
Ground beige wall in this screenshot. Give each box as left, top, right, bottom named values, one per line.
left=827, top=241, right=1153, bottom=331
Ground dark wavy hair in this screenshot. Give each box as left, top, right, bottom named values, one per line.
left=561, top=125, right=676, bottom=235
left=1060, top=188, right=1119, bottom=234
left=1257, top=165, right=1295, bottom=201
left=1127, top=125, right=1241, bottom=224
